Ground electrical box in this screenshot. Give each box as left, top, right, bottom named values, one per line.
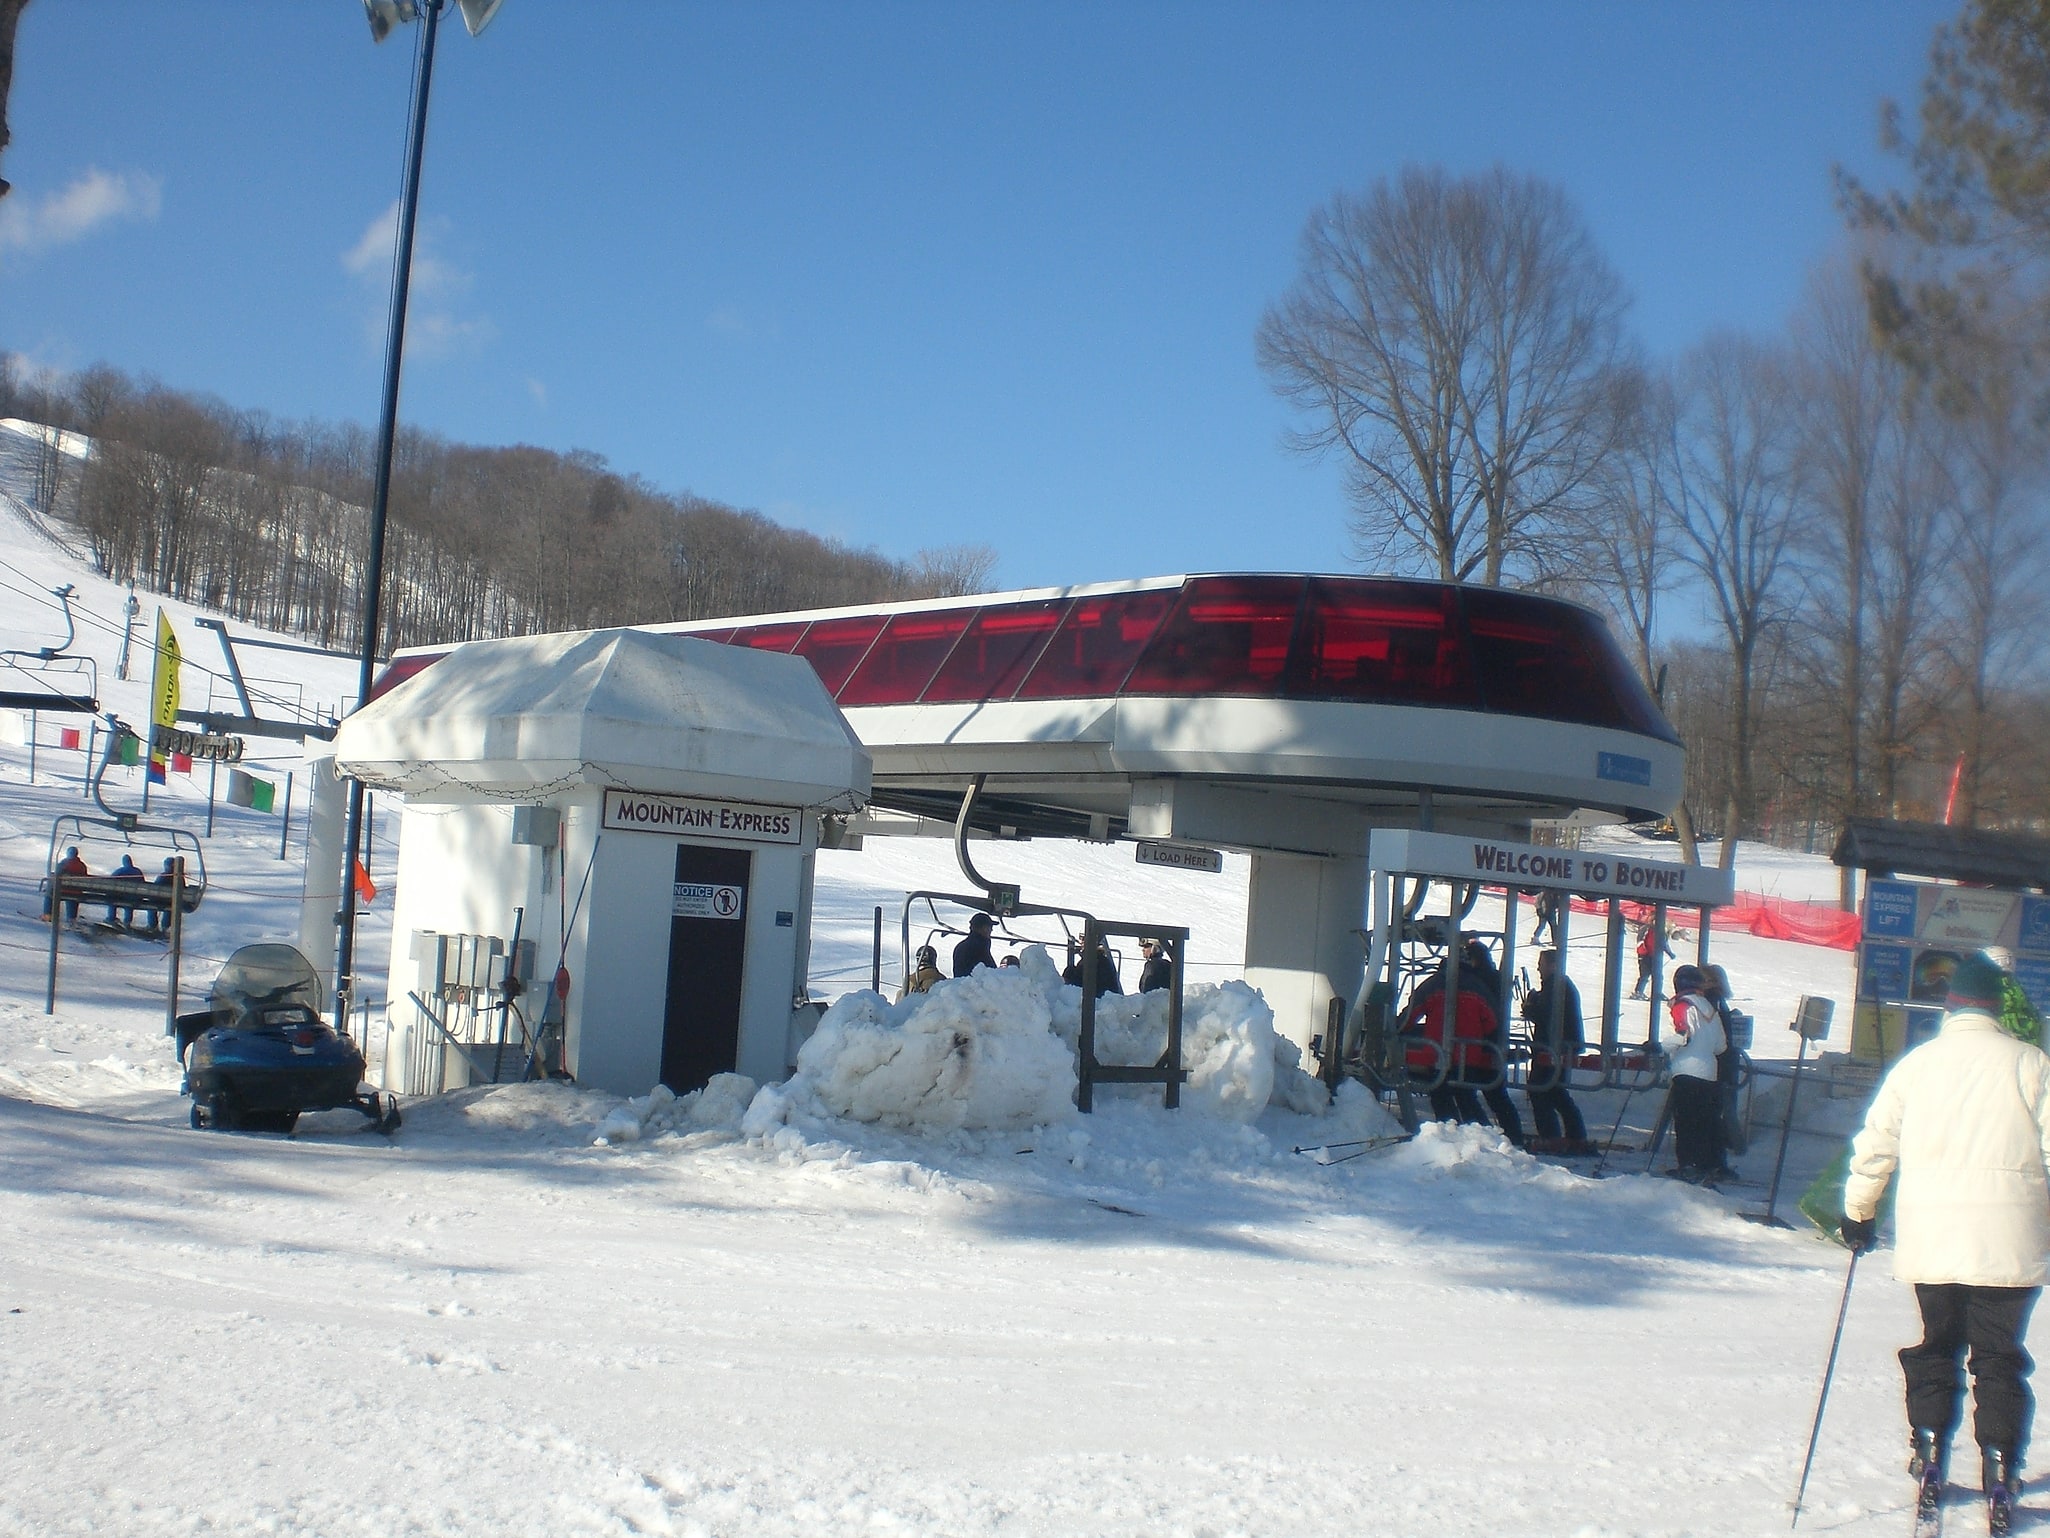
left=511, top=806, right=560, bottom=848
left=1793, top=995, right=1835, bottom=1042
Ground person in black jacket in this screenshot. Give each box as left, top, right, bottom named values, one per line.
left=1703, top=963, right=1743, bottom=1180
left=1520, top=949, right=1590, bottom=1150
left=1062, top=938, right=1124, bottom=993
left=1137, top=937, right=1173, bottom=993
left=952, top=912, right=997, bottom=978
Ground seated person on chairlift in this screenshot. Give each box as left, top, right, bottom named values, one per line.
left=107, top=854, right=144, bottom=927
left=145, top=858, right=179, bottom=936
left=952, top=912, right=998, bottom=978
left=1398, top=938, right=1524, bottom=1145
left=899, top=945, right=943, bottom=1000
left=45, top=846, right=88, bottom=924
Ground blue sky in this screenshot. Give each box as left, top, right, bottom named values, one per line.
left=0, top=1, right=1952, bottom=594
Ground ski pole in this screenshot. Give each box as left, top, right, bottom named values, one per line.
left=1291, top=1133, right=1414, bottom=1163
left=1592, top=1081, right=1637, bottom=1177
left=1790, top=1249, right=1861, bottom=1529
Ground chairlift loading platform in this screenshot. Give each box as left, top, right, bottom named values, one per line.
left=1335, top=828, right=1736, bottom=1127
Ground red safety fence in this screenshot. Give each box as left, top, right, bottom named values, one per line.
left=1551, top=891, right=1861, bottom=951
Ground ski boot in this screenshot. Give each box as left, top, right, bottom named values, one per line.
left=1983, top=1447, right=2021, bottom=1535
left=1911, top=1428, right=1945, bottom=1529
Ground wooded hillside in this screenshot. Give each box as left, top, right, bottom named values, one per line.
left=0, top=359, right=997, bottom=659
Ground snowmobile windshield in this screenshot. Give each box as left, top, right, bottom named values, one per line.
left=208, top=944, right=323, bottom=1027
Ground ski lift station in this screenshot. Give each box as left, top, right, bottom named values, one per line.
left=330, top=628, right=868, bottom=1096
left=337, top=572, right=1734, bottom=1100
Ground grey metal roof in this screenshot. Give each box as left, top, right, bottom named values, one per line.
left=1831, top=816, right=2050, bottom=892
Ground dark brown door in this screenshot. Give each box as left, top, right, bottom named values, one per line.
left=660, top=843, right=751, bottom=1092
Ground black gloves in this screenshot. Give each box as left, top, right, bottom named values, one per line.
left=1839, top=1214, right=1878, bottom=1254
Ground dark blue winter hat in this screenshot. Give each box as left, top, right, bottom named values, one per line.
left=1946, top=955, right=2006, bottom=1012
left=1672, top=963, right=1705, bottom=994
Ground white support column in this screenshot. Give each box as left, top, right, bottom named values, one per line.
left=297, top=754, right=347, bottom=1000
left=1243, top=851, right=1369, bottom=1056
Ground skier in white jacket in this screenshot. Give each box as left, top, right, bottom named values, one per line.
left=1843, top=954, right=2050, bottom=1514
left=1665, top=964, right=1725, bottom=1180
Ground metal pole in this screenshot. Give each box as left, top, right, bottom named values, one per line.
left=279, top=771, right=294, bottom=860
left=44, top=864, right=61, bottom=1014
left=83, top=719, right=95, bottom=798
left=26, top=709, right=35, bottom=783
left=336, top=0, right=442, bottom=1023
left=871, top=905, right=882, bottom=993
left=206, top=758, right=218, bottom=838
left=1078, top=919, right=1099, bottom=1113
left=166, top=858, right=186, bottom=1042
left=1750, top=1033, right=1813, bottom=1229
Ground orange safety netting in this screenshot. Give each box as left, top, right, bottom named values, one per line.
left=1551, top=892, right=1861, bottom=951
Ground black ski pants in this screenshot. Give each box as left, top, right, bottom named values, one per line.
left=1903, top=1283, right=2040, bottom=1456
left=1527, top=1078, right=1586, bottom=1142
left=1669, top=1074, right=1720, bottom=1172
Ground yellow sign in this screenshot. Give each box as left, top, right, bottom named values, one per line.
left=147, top=608, right=181, bottom=784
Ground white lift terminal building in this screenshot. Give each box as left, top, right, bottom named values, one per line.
left=333, top=628, right=869, bottom=1097
left=370, top=573, right=1690, bottom=1064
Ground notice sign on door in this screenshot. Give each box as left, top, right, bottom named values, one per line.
left=674, top=882, right=744, bottom=920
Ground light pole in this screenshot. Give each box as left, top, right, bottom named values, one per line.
left=333, top=0, right=503, bottom=1024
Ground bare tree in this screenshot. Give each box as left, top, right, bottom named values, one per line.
left=1787, top=257, right=1903, bottom=898
left=1573, top=368, right=1679, bottom=684
left=907, top=543, right=999, bottom=598
left=1931, top=318, right=2050, bottom=824
left=1672, top=336, right=1810, bottom=866
left=1866, top=387, right=1951, bottom=816
left=1258, top=165, right=1633, bottom=583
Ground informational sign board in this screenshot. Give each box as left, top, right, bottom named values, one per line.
left=1135, top=840, right=1225, bottom=874
left=1366, top=828, right=1736, bottom=907
left=1853, top=875, right=2050, bottom=1061
left=671, top=882, right=744, bottom=920
left=603, top=788, right=801, bottom=845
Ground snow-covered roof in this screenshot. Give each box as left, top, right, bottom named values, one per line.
left=332, top=627, right=870, bottom=806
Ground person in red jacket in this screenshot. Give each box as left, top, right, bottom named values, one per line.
left=1630, top=919, right=1674, bottom=999
left=1400, top=947, right=1524, bottom=1143
left=45, top=845, right=87, bottom=924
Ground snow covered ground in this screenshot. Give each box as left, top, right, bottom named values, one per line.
left=0, top=472, right=2016, bottom=1536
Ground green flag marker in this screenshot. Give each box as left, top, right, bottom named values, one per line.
left=227, top=770, right=276, bottom=812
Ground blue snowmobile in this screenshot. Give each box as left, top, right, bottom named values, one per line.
left=176, top=943, right=400, bottom=1134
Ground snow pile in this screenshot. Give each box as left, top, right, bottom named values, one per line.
left=743, top=946, right=1329, bottom=1136
left=593, top=1071, right=758, bottom=1145
left=395, top=1079, right=624, bottom=1146
left=1035, top=951, right=1326, bottom=1120
left=763, top=959, right=1076, bottom=1133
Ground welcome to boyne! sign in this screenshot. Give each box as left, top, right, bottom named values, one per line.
left=1366, top=828, right=1736, bottom=908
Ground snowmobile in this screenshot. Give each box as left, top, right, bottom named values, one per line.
left=175, top=943, right=400, bottom=1134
